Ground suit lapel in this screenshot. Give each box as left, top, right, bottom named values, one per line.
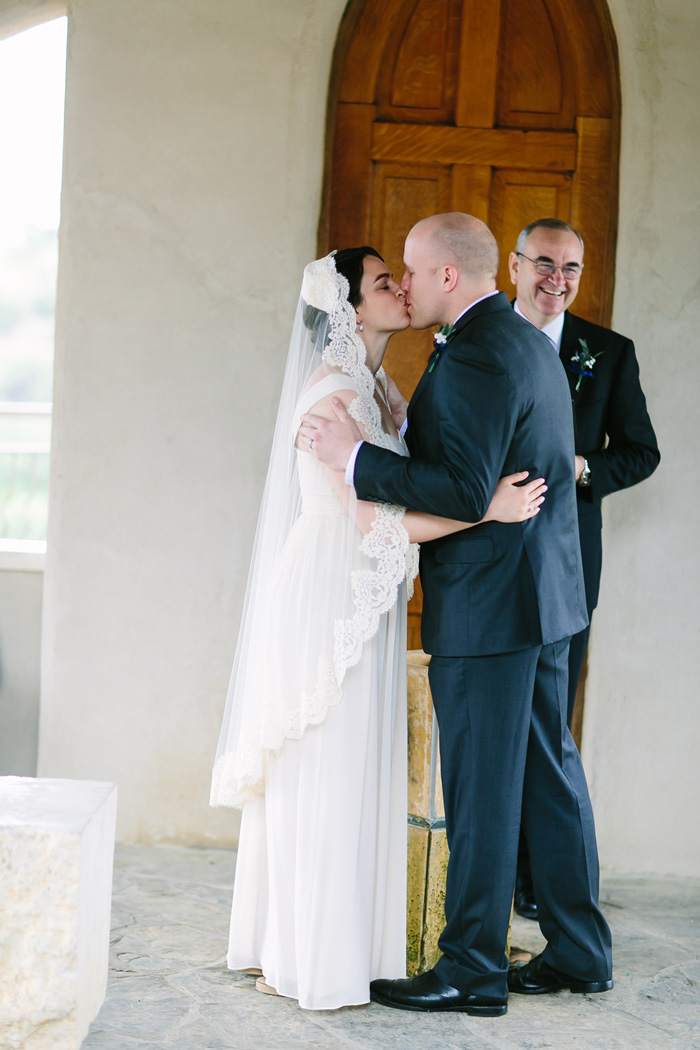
left=408, top=363, right=433, bottom=417
left=560, top=312, right=582, bottom=401
left=408, top=293, right=509, bottom=421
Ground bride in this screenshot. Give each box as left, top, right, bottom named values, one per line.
left=210, top=248, right=545, bottom=1010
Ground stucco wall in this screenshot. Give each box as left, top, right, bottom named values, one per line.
left=0, top=559, right=43, bottom=775
left=38, top=0, right=347, bottom=843
left=581, top=0, right=700, bottom=874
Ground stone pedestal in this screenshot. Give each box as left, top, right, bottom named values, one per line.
left=406, top=653, right=513, bottom=975
left=0, top=777, right=118, bottom=1050
left=406, top=651, right=446, bottom=974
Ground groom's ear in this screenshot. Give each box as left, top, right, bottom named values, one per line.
left=442, top=265, right=459, bottom=292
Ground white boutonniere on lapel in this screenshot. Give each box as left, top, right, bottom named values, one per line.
left=567, top=338, right=604, bottom=392
left=429, top=324, right=456, bottom=372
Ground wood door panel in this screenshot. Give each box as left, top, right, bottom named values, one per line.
left=570, top=116, right=617, bottom=322
left=338, top=0, right=413, bottom=105
left=489, top=170, right=573, bottom=295
left=455, top=0, right=503, bottom=127
left=387, top=0, right=456, bottom=111
left=329, top=104, right=376, bottom=249
left=497, top=0, right=575, bottom=129
left=371, top=163, right=450, bottom=399
left=450, top=165, right=492, bottom=222
left=371, top=124, right=577, bottom=170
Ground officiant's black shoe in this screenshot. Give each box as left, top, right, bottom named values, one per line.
left=370, top=970, right=507, bottom=1015
left=508, top=952, right=613, bottom=995
left=514, top=872, right=538, bottom=921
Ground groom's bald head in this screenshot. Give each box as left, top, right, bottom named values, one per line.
left=414, top=213, right=500, bottom=281
left=401, top=213, right=499, bottom=329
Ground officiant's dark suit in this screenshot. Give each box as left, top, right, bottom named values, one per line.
left=354, top=291, right=613, bottom=1000
left=508, top=217, right=660, bottom=928
left=560, top=310, right=660, bottom=721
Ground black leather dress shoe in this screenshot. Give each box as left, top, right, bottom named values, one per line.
left=508, top=952, right=613, bottom=995
left=370, top=969, right=507, bottom=1015
left=514, top=873, right=538, bottom=921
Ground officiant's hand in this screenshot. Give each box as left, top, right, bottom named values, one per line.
left=299, top=398, right=362, bottom=471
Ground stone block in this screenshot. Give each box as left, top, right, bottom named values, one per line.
left=407, top=651, right=443, bottom=822
left=0, top=776, right=118, bottom=1050
left=407, top=652, right=448, bottom=975
left=406, top=819, right=449, bottom=975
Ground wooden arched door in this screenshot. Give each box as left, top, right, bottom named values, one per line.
left=321, top=0, right=620, bottom=648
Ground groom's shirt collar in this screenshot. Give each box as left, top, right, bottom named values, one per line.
left=514, top=299, right=565, bottom=353
left=452, top=289, right=500, bottom=327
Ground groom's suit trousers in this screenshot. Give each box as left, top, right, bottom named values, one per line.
left=429, top=640, right=612, bottom=999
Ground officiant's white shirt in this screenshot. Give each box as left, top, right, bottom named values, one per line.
left=514, top=299, right=565, bottom=353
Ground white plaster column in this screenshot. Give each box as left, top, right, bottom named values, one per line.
left=37, top=0, right=347, bottom=844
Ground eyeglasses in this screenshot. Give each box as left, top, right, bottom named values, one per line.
left=516, top=253, right=583, bottom=280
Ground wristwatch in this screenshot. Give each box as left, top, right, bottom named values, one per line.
left=577, top=458, right=591, bottom=487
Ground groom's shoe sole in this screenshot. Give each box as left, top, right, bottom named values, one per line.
left=370, top=989, right=507, bottom=1015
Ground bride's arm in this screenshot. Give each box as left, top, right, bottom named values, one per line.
left=404, top=472, right=546, bottom=542
left=325, top=470, right=546, bottom=541
left=413, top=473, right=547, bottom=541
left=298, top=388, right=546, bottom=542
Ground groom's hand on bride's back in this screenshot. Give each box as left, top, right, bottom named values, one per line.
left=298, top=398, right=362, bottom=471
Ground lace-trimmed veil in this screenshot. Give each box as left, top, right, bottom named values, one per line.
left=210, top=253, right=418, bottom=809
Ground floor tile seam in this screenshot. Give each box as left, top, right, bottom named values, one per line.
left=581, top=996, right=690, bottom=1039
left=608, top=921, right=697, bottom=949
left=303, top=1010, right=388, bottom=1050
left=109, top=915, right=229, bottom=933
left=457, top=1013, right=517, bottom=1049
left=111, top=880, right=233, bottom=894
left=107, top=957, right=229, bottom=975
left=106, top=964, right=219, bottom=982
left=619, top=956, right=700, bottom=984
left=110, top=892, right=234, bottom=911
left=199, top=1003, right=337, bottom=1050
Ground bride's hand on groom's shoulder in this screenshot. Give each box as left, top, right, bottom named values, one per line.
left=484, top=472, right=547, bottom=524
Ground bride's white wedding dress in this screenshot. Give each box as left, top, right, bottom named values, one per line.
left=225, top=373, right=412, bottom=1009
left=211, top=253, right=418, bottom=1010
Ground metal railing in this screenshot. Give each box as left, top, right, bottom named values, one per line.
left=0, top=403, right=52, bottom=541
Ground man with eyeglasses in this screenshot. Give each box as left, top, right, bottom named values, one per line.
left=509, top=218, right=660, bottom=923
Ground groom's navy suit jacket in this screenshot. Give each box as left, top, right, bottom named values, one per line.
left=355, top=292, right=588, bottom=657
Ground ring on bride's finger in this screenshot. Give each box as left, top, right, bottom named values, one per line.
left=308, top=437, right=314, bottom=449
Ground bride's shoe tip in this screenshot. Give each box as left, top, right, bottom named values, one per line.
left=255, top=976, right=279, bottom=996
left=239, top=967, right=263, bottom=975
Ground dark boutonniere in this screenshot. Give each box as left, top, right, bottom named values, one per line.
left=567, top=337, right=604, bottom=392
left=429, top=324, right=455, bottom=372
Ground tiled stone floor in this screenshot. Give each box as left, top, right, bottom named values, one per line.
left=83, top=845, right=700, bottom=1050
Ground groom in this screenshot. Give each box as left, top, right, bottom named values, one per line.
left=300, top=214, right=612, bottom=1015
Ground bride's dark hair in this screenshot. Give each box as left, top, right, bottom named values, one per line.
left=303, top=246, right=384, bottom=337
left=334, top=246, right=384, bottom=306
